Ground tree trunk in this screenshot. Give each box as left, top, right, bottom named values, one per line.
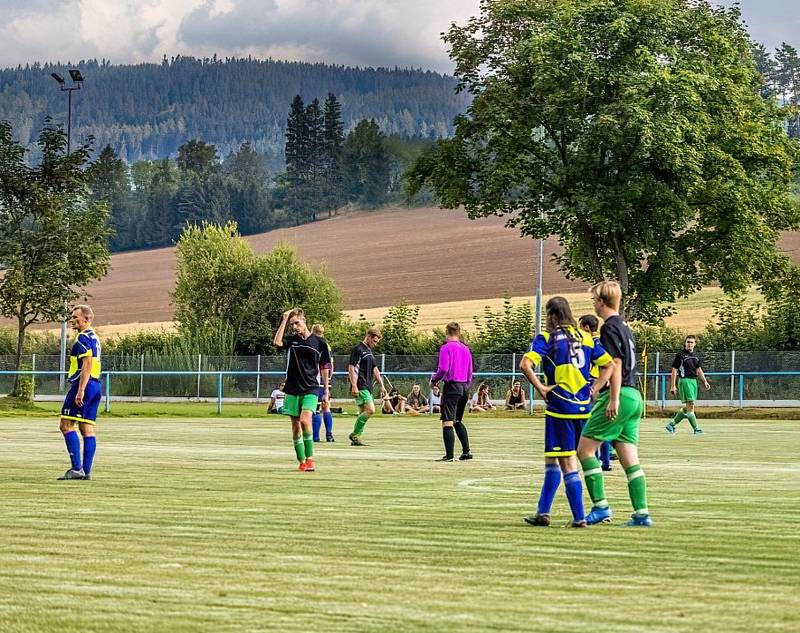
left=12, top=313, right=26, bottom=396
left=610, top=232, right=630, bottom=319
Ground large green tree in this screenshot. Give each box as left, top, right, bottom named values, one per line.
left=409, top=0, right=800, bottom=320
left=0, top=120, right=111, bottom=379
left=173, top=221, right=342, bottom=354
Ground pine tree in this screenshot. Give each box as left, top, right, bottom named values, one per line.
left=322, top=92, right=345, bottom=215
left=305, top=97, right=325, bottom=221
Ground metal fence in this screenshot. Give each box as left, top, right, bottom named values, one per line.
left=5, top=352, right=800, bottom=413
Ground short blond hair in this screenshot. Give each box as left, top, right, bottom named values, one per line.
left=366, top=327, right=381, bottom=338
left=446, top=322, right=461, bottom=336
left=311, top=323, right=324, bottom=335
left=72, top=304, right=94, bottom=321
left=591, top=281, right=622, bottom=310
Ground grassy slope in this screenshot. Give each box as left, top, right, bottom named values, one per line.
left=1, top=416, right=798, bottom=632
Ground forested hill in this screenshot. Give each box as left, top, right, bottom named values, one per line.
left=0, top=56, right=469, bottom=169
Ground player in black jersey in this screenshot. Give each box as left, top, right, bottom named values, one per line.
left=666, top=336, right=710, bottom=435
left=274, top=308, right=331, bottom=472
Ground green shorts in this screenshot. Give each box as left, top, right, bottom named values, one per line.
left=283, top=393, right=319, bottom=417
left=355, top=389, right=374, bottom=407
left=678, top=378, right=698, bottom=403
left=582, top=387, right=643, bottom=446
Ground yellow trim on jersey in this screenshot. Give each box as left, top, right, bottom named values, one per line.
left=595, top=352, right=613, bottom=367
left=524, top=350, right=542, bottom=365
left=545, top=410, right=591, bottom=420
left=545, top=449, right=577, bottom=457
left=59, top=414, right=96, bottom=425
left=77, top=350, right=92, bottom=359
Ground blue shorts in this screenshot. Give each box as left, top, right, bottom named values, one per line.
left=544, top=414, right=585, bottom=457
left=61, top=379, right=102, bottom=425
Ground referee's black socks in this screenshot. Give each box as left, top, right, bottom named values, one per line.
left=442, top=426, right=456, bottom=459
left=454, top=421, right=470, bottom=454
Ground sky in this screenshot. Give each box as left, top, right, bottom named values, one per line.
left=0, top=1, right=797, bottom=74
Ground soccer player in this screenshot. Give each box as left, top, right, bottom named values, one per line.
left=273, top=308, right=331, bottom=471
left=578, top=281, right=652, bottom=527
left=310, top=324, right=335, bottom=442
left=665, top=335, right=710, bottom=435
left=347, top=328, right=387, bottom=446
left=57, top=305, right=102, bottom=481
left=579, top=314, right=614, bottom=471
left=430, top=322, right=473, bottom=462
left=520, top=298, right=613, bottom=527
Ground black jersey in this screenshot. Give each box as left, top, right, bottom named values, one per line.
left=283, top=333, right=332, bottom=395
left=348, top=342, right=376, bottom=390
left=599, top=315, right=638, bottom=390
left=672, top=350, right=702, bottom=379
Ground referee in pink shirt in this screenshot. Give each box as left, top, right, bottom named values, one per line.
left=430, top=322, right=474, bottom=461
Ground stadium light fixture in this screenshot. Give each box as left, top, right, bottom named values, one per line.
left=49, top=68, right=85, bottom=390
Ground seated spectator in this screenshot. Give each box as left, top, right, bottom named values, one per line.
left=505, top=380, right=527, bottom=410
left=268, top=381, right=286, bottom=414
left=469, top=383, right=495, bottom=413
left=406, top=384, right=429, bottom=415
left=382, top=388, right=407, bottom=414
left=429, top=385, right=441, bottom=414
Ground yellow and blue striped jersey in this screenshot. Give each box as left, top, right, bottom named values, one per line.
left=524, top=326, right=612, bottom=418
left=67, top=329, right=101, bottom=383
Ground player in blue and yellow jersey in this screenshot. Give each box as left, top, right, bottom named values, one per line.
left=520, top=297, right=613, bottom=527
left=311, top=324, right=335, bottom=442
left=579, top=314, right=614, bottom=471
left=57, top=305, right=102, bottom=480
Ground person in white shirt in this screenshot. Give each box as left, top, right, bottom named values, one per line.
left=268, top=381, right=286, bottom=414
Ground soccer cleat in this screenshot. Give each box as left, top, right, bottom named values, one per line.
left=82, top=475, right=91, bottom=480
left=586, top=506, right=613, bottom=525
left=665, top=424, right=676, bottom=434
left=435, top=456, right=454, bottom=462
left=458, top=452, right=473, bottom=461
left=602, top=464, right=613, bottom=472
left=57, top=468, right=86, bottom=480
left=349, top=433, right=366, bottom=446
left=303, top=459, right=316, bottom=472
left=298, top=461, right=308, bottom=472
left=523, top=513, right=550, bottom=527
left=693, top=428, right=704, bottom=435
left=326, top=434, right=335, bottom=442
left=569, top=520, right=588, bottom=528
left=622, top=513, right=653, bottom=527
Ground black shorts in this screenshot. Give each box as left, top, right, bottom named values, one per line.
left=440, top=381, right=469, bottom=422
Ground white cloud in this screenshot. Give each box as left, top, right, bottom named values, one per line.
left=0, top=0, right=480, bottom=71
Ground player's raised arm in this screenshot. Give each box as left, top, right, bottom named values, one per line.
left=273, top=308, right=294, bottom=347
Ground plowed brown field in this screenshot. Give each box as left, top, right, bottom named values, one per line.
left=64, top=206, right=800, bottom=328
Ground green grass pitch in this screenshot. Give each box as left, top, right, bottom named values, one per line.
left=1, top=414, right=799, bottom=632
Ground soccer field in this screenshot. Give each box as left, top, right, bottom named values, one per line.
left=1, top=415, right=798, bottom=633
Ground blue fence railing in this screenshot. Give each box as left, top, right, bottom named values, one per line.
left=7, top=367, right=800, bottom=414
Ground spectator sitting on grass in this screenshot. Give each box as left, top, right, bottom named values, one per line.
left=268, top=381, right=286, bottom=414
left=430, top=385, right=441, bottom=414
left=406, top=384, right=429, bottom=415
left=505, top=380, right=527, bottom=410
left=469, top=383, right=495, bottom=413
left=382, top=388, right=407, bottom=414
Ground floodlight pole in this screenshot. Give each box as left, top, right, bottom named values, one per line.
left=53, top=72, right=82, bottom=391
left=534, top=206, right=545, bottom=336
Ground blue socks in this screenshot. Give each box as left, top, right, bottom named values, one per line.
left=312, top=413, right=323, bottom=442
left=564, top=471, right=585, bottom=522
left=323, top=411, right=333, bottom=436
left=63, top=431, right=82, bottom=470
left=537, top=464, right=561, bottom=515
left=82, top=436, right=97, bottom=477
left=599, top=442, right=611, bottom=469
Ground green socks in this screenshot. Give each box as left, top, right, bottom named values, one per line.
left=580, top=456, right=608, bottom=508
left=303, top=431, right=313, bottom=458
left=670, top=408, right=685, bottom=427
left=293, top=436, right=305, bottom=462
left=625, top=464, right=648, bottom=515
left=685, top=412, right=698, bottom=431
left=353, top=413, right=369, bottom=436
